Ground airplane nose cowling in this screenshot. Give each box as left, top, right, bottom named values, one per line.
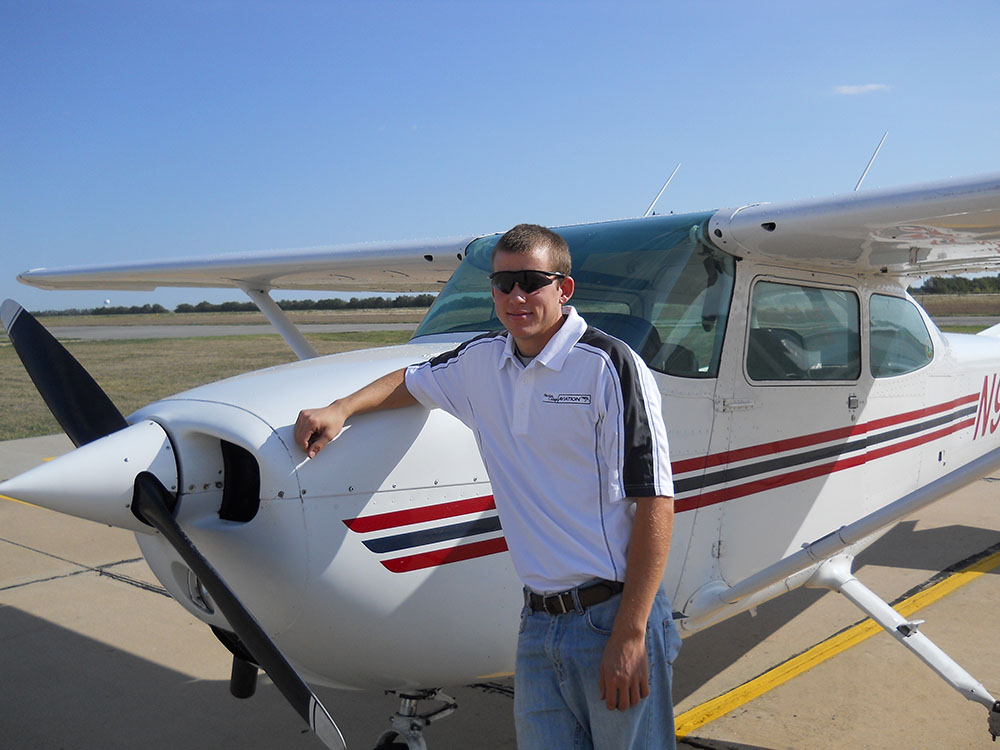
left=0, top=420, right=178, bottom=534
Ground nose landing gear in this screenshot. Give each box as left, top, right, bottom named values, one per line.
left=374, top=689, right=458, bottom=750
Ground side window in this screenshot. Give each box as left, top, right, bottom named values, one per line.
left=870, top=294, right=933, bottom=377
left=747, top=281, right=860, bottom=381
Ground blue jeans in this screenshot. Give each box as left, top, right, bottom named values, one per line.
left=514, top=587, right=681, bottom=750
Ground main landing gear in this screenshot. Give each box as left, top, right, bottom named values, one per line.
left=373, top=689, right=458, bottom=750
left=808, top=554, right=1000, bottom=740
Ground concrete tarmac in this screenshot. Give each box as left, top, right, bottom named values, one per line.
left=2, top=436, right=1000, bottom=749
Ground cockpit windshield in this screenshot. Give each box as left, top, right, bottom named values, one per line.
left=412, top=212, right=735, bottom=378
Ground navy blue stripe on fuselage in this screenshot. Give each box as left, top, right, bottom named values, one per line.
left=361, top=516, right=504, bottom=554
left=674, top=405, right=976, bottom=495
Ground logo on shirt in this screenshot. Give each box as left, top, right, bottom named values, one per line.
left=542, top=393, right=592, bottom=405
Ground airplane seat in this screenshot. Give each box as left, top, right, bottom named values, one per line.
left=584, top=312, right=663, bottom=364
left=870, top=329, right=898, bottom=370
left=747, top=327, right=806, bottom=380
left=651, top=343, right=700, bottom=377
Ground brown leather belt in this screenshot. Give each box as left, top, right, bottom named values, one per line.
left=527, top=579, right=624, bottom=615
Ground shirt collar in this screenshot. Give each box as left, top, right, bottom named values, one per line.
left=498, top=306, right=587, bottom=372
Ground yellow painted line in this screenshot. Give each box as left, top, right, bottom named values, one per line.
left=476, top=670, right=515, bottom=680
left=675, top=548, right=1000, bottom=738
left=1, top=492, right=39, bottom=507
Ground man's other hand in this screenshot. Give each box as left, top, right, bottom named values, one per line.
left=599, top=631, right=650, bottom=711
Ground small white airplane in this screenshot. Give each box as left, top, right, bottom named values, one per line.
left=4, top=172, right=1000, bottom=749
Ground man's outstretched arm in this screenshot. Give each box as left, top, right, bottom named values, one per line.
left=294, top=367, right=416, bottom=458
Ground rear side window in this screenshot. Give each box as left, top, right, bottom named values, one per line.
left=870, top=294, right=933, bottom=377
left=747, top=281, right=861, bottom=381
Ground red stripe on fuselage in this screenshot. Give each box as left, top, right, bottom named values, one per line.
left=381, top=537, right=509, bottom=573
left=670, top=393, right=978, bottom=476
left=343, top=494, right=496, bottom=532
left=675, top=416, right=976, bottom=513
left=345, top=396, right=977, bottom=572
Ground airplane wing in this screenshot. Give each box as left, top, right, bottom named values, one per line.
left=16, top=173, right=1000, bottom=295
left=17, top=236, right=477, bottom=293
left=708, top=172, right=1000, bottom=276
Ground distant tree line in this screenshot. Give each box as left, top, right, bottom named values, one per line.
left=94, top=303, right=170, bottom=315
left=913, top=275, right=1000, bottom=294
left=35, top=294, right=436, bottom=316
left=174, top=294, right=436, bottom=313
left=36, top=303, right=171, bottom=316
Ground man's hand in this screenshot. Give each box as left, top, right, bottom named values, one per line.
left=293, top=368, right=417, bottom=459
left=599, top=630, right=650, bottom=710
left=294, top=403, right=348, bottom=458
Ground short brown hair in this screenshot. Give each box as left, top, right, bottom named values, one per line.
left=491, top=223, right=571, bottom=276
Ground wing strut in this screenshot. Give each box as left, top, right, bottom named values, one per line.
left=239, top=284, right=319, bottom=360
left=807, top=554, right=1000, bottom=740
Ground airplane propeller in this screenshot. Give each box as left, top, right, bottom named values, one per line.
left=131, top=472, right=346, bottom=750
left=1, top=299, right=127, bottom=447
left=2, top=300, right=347, bottom=750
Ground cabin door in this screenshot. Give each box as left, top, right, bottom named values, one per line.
left=711, top=273, right=869, bottom=585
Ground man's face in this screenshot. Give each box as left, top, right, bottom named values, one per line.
left=491, top=246, right=574, bottom=357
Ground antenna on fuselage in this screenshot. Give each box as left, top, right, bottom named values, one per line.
left=644, top=163, right=681, bottom=217
left=854, top=131, right=888, bottom=191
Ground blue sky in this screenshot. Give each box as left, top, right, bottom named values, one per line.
left=3, top=0, right=999, bottom=311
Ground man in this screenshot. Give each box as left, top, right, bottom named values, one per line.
left=295, top=224, right=679, bottom=749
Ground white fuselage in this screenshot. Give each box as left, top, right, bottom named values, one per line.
left=126, top=259, right=1000, bottom=691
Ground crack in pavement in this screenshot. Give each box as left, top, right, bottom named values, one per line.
left=0, top=537, right=169, bottom=596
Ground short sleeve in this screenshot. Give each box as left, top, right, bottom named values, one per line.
left=404, top=334, right=502, bottom=428
left=600, top=344, right=673, bottom=499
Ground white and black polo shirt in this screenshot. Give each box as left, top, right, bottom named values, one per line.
left=405, top=306, right=673, bottom=593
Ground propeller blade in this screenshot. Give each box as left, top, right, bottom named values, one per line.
left=130, top=472, right=346, bottom=750
left=2, top=299, right=127, bottom=447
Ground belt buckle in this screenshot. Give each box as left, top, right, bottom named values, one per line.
left=542, top=592, right=569, bottom=615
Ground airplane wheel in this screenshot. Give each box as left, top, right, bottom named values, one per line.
left=373, top=730, right=410, bottom=749
left=373, top=736, right=409, bottom=750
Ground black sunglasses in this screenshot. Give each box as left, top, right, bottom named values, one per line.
left=489, top=269, right=566, bottom=294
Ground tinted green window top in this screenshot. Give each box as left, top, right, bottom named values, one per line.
left=413, top=212, right=735, bottom=378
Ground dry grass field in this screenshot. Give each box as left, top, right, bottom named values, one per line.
left=911, top=293, right=1000, bottom=317
left=0, top=329, right=411, bottom=441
